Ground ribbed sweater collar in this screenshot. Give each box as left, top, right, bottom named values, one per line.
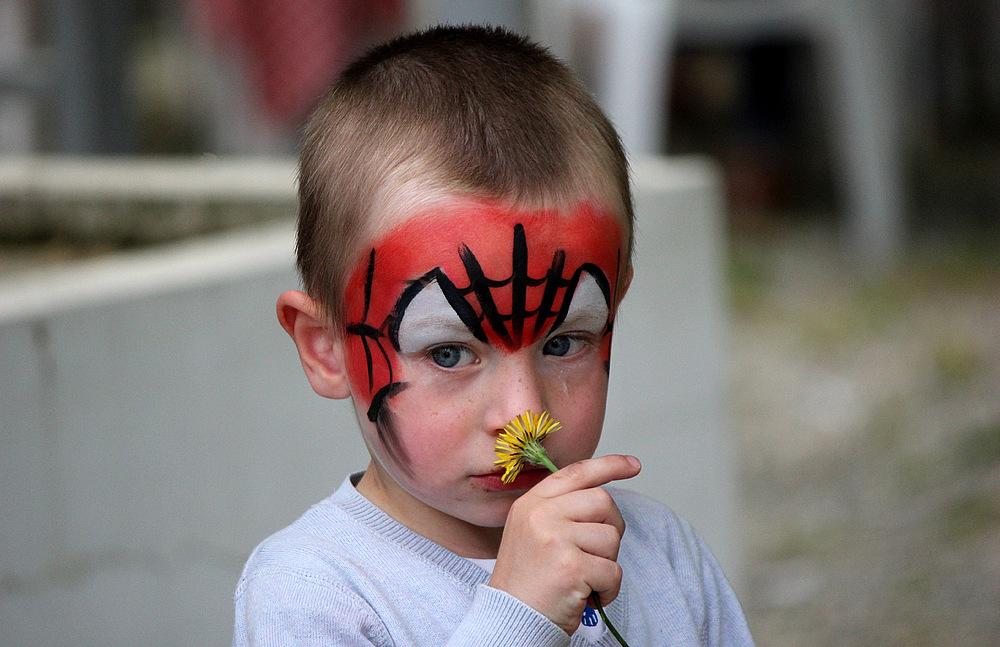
left=329, top=472, right=493, bottom=587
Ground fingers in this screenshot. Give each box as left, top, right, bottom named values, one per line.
left=513, top=453, right=638, bottom=558
left=546, top=548, right=623, bottom=609
left=583, top=554, right=624, bottom=608
left=546, top=487, right=627, bottom=538
left=570, top=520, right=624, bottom=562
left=534, top=454, right=641, bottom=498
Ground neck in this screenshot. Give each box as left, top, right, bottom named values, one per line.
left=356, top=460, right=504, bottom=559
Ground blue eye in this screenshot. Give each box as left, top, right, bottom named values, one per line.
left=429, top=345, right=474, bottom=368
left=543, top=335, right=579, bottom=357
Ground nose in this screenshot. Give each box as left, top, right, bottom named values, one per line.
left=484, top=353, right=547, bottom=433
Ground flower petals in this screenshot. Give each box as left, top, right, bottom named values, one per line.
left=493, top=410, right=561, bottom=483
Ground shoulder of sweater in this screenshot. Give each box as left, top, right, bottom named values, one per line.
left=240, top=494, right=372, bottom=576
left=606, top=487, right=707, bottom=556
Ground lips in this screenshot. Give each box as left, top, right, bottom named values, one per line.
left=472, top=466, right=551, bottom=492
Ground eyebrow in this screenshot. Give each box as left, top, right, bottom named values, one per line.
left=550, top=298, right=609, bottom=335
left=403, top=312, right=475, bottom=336
left=549, top=271, right=610, bottom=335
left=399, top=318, right=480, bottom=353
left=395, top=291, right=480, bottom=353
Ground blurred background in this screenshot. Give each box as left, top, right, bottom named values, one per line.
left=1, top=1, right=998, bottom=645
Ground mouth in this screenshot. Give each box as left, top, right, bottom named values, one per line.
left=472, top=466, right=551, bottom=492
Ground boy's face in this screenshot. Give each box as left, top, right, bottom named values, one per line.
left=341, top=198, right=625, bottom=531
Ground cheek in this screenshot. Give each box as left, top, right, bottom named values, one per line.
left=546, top=362, right=609, bottom=441
left=371, top=375, right=473, bottom=453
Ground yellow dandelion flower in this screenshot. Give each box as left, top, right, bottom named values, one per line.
left=494, top=410, right=561, bottom=483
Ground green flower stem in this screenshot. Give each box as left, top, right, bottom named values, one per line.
left=590, top=593, right=630, bottom=647
left=523, top=441, right=559, bottom=475
left=527, top=449, right=631, bottom=647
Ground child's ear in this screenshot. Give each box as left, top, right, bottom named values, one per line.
left=276, top=290, right=352, bottom=400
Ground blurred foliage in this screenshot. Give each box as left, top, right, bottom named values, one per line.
left=942, top=494, right=1000, bottom=540
left=955, top=421, right=1000, bottom=471
left=932, top=337, right=985, bottom=390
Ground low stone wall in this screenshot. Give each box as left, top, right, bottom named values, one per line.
left=0, top=156, right=739, bottom=646
left=0, top=157, right=297, bottom=244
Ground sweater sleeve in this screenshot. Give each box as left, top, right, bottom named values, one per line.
left=446, top=585, right=570, bottom=647
left=233, top=568, right=393, bottom=647
left=235, top=556, right=581, bottom=647
left=234, top=571, right=571, bottom=647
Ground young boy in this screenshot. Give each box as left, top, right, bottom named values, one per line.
left=233, top=24, right=754, bottom=646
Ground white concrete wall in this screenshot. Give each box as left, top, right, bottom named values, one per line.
left=604, top=156, right=739, bottom=585
left=0, top=156, right=739, bottom=646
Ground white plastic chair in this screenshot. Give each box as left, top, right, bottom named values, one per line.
left=530, top=0, right=678, bottom=158
left=531, top=0, right=909, bottom=265
left=675, top=0, right=909, bottom=265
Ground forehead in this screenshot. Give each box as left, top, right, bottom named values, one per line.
left=343, top=199, right=623, bottom=359
left=358, top=199, right=625, bottom=282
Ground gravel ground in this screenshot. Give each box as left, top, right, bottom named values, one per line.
left=730, top=225, right=1000, bottom=646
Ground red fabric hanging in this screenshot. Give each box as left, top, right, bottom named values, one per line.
left=190, top=0, right=404, bottom=124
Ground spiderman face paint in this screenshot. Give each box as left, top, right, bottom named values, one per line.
left=342, top=201, right=624, bottom=475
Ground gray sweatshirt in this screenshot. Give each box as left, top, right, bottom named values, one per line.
left=233, top=473, right=754, bottom=646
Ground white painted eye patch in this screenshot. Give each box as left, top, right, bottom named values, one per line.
left=550, top=271, right=610, bottom=338
left=396, top=280, right=474, bottom=354
left=395, top=270, right=610, bottom=354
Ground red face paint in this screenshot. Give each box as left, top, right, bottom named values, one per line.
left=341, top=201, right=623, bottom=461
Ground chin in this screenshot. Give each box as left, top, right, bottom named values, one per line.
left=455, top=500, right=514, bottom=529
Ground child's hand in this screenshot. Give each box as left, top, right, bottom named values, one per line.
left=488, top=454, right=641, bottom=635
